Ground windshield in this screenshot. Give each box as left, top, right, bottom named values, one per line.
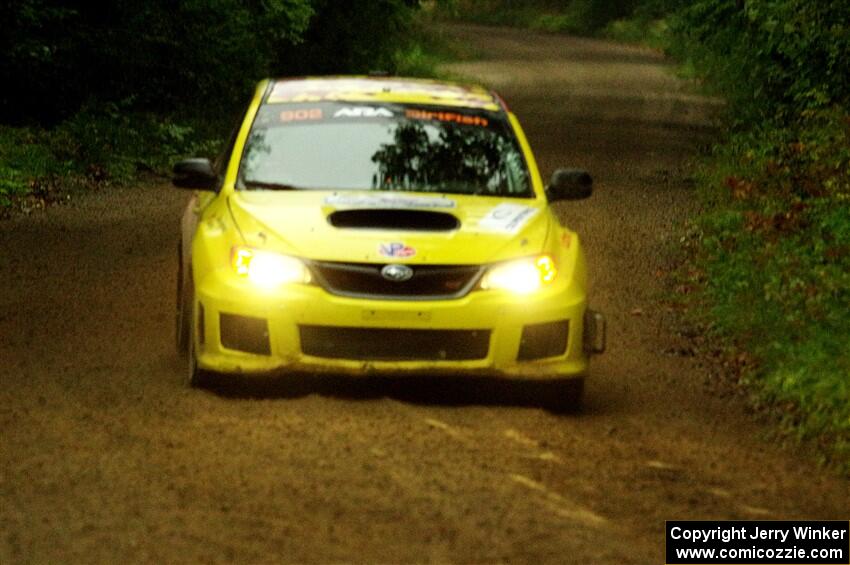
left=239, top=102, right=532, bottom=197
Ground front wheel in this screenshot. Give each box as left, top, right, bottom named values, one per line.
left=187, top=308, right=215, bottom=389
left=175, top=244, right=192, bottom=355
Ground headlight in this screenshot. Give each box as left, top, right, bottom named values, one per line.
left=231, top=247, right=311, bottom=288
left=480, top=255, right=557, bottom=294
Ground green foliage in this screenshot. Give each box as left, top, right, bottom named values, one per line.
left=434, top=0, right=639, bottom=34
left=280, top=0, right=421, bottom=76
left=393, top=43, right=441, bottom=78
left=0, top=112, right=223, bottom=208
left=0, top=0, right=314, bottom=124
left=603, top=17, right=670, bottom=48
left=0, top=0, right=429, bottom=208
left=588, top=0, right=850, bottom=467
left=1, top=0, right=427, bottom=125
left=0, top=128, right=56, bottom=206
left=558, top=0, right=641, bottom=31
left=668, top=0, right=850, bottom=124
left=652, top=0, right=850, bottom=467
left=692, top=110, right=850, bottom=467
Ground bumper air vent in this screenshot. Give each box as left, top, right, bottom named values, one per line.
left=300, top=326, right=490, bottom=361
left=220, top=313, right=271, bottom=355
left=518, top=320, right=569, bottom=361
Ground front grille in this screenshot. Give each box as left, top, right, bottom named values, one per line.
left=300, top=326, right=490, bottom=361
left=308, top=261, right=483, bottom=300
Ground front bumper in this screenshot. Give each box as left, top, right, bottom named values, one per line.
left=192, top=269, right=604, bottom=380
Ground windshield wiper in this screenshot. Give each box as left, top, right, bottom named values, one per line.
left=242, top=180, right=302, bottom=191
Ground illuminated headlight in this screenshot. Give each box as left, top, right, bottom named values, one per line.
left=480, top=255, right=557, bottom=294
left=232, top=247, right=311, bottom=288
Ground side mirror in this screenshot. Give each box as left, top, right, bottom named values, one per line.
left=173, top=158, right=217, bottom=190
left=546, top=169, right=593, bottom=202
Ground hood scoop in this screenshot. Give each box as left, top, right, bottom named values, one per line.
left=327, top=209, right=460, bottom=232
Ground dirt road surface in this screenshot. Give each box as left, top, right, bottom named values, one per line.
left=2, top=24, right=847, bottom=563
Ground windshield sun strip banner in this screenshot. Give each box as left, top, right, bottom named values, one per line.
left=254, top=102, right=500, bottom=131
left=267, top=79, right=500, bottom=110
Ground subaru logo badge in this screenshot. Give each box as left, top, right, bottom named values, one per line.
left=381, top=264, right=414, bottom=282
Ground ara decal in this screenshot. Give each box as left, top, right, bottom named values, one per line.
left=379, top=242, right=416, bottom=259
left=334, top=106, right=395, bottom=119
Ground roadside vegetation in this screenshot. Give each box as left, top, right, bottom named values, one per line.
left=668, top=1, right=849, bottom=469
left=434, top=0, right=638, bottom=35
left=0, top=0, right=434, bottom=212
left=439, top=0, right=850, bottom=468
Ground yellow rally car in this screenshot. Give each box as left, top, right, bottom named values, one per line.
left=174, top=77, right=605, bottom=409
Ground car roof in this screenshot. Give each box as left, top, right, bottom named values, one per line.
left=266, top=76, right=504, bottom=112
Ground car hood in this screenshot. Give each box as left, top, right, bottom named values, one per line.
left=228, top=190, right=551, bottom=264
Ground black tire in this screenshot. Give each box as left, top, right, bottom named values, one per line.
left=543, top=377, right=584, bottom=414
left=187, top=321, right=214, bottom=389
left=175, top=243, right=192, bottom=355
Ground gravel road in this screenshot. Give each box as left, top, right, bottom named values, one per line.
left=1, top=24, right=847, bottom=564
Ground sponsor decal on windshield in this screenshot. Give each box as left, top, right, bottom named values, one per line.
left=405, top=109, right=489, bottom=128
left=324, top=194, right=456, bottom=210
left=379, top=242, right=416, bottom=259
left=479, top=203, right=539, bottom=233
left=333, top=106, right=395, bottom=118
left=279, top=108, right=323, bottom=122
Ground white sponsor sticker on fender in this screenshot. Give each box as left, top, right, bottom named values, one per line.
left=324, top=194, right=456, bottom=209
left=479, top=204, right=539, bottom=233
